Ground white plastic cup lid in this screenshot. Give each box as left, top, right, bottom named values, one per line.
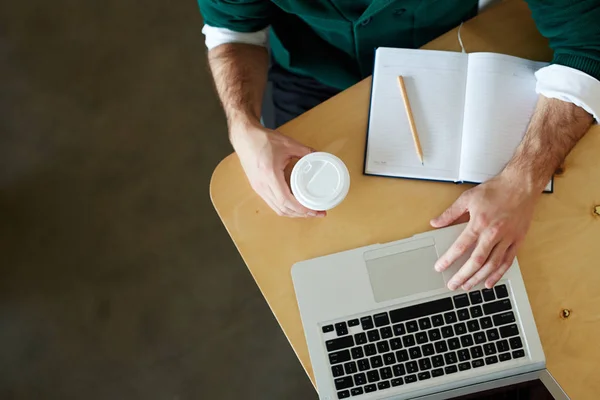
left=291, top=152, right=350, bottom=211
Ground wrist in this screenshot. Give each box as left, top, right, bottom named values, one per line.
left=228, top=114, right=264, bottom=147
left=500, top=162, right=550, bottom=197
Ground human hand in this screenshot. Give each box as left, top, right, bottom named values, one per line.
left=231, top=121, right=326, bottom=218
left=430, top=172, right=541, bottom=290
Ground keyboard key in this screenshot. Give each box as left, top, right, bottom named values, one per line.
left=361, top=316, right=374, bottom=330
left=332, top=365, right=345, bottom=377
left=454, top=322, right=467, bottom=335
left=474, top=331, right=486, bottom=344
left=444, top=351, right=458, bottom=364
left=327, top=336, right=355, bottom=352
left=444, top=311, right=457, bottom=324
left=344, top=361, right=357, bottom=374
left=482, top=288, right=496, bottom=302
left=418, top=372, right=431, bottom=381
left=370, top=355, right=383, bottom=368
left=496, top=339, right=510, bottom=353
left=391, top=378, right=404, bottom=386
left=406, top=321, right=419, bottom=333
left=432, top=314, right=444, bottom=327
left=458, top=349, right=471, bottom=361
left=459, top=362, right=471, bottom=371
left=432, top=355, right=445, bottom=367
left=486, top=328, right=500, bottom=342
left=460, top=334, right=474, bottom=347
left=380, top=327, right=393, bottom=339
left=355, top=333, right=367, bottom=345
left=428, top=328, right=441, bottom=341
left=390, top=298, right=454, bottom=323
left=409, top=346, right=422, bottom=359
left=484, top=343, right=497, bottom=355
left=393, top=323, right=406, bottom=336
left=432, top=368, right=444, bottom=378
left=467, top=320, right=480, bottom=333
left=472, top=359, right=485, bottom=368
left=485, top=355, right=499, bottom=365
left=368, top=330, right=381, bottom=342
left=380, top=367, right=393, bottom=380
left=422, top=343, right=435, bottom=356
left=350, top=387, right=364, bottom=396
left=336, top=322, right=349, bottom=336
left=378, top=380, right=391, bottom=390
left=500, top=324, right=519, bottom=338
left=406, top=361, right=418, bottom=373
left=364, top=384, right=377, bottom=393
left=357, top=359, right=370, bottom=371
left=377, top=341, right=390, bottom=354
left=484, top=299, right=512, bottom=315
left=396, top=349, right=409, bottom=362
left=405, top=374, right=417, bottom=384
left=352, top=347, right=364, bottom=360
left=367, top=370, right=380, bottom=383
left=348, top=319, right=360, bottom=327
left=416, top=332, right=428, bottom=344
left=419, top=358, right=432, bottom=371
left=510, top=337, right=523, bottom=349
left=337, top=390, right=350, bottom=399
left=323, top=325, right=334, bottom=333
left=390, top=338, right=403, bottom=350
left=393, top=364, right=406, bottom=377
left=453, top=294, right=470, bottom=308
left=330, top=350, right=351, bottom=365
left=354, top=372, right=367, bottom=386
left=364, top=344, right=377, bottom=356
left=402, top=334, right=416, bottom=347
left=374, top=312, right=390, bottom=327
left=457, top=308, right=470, bottom=321
left=499, top=352, right=512, bottom=362
left=419, top=317, right=432, bottom=330
left=383, top=352, right=396, bottom=365
left=495, top=284, right=509, bottom=298
left=441, top=326, right=454, bottom=338
left=448, top=338, right=460, bottom=350
left=480, top=317, right=493, bottom=329
left=445, top=365, right=458, bottom=374
left=493, top=311, right=515, bottom=326
left=470, top=346, right=483, bottom=359
left=435, top=340, right=448, bottom=354
left=469, top=291, right=483, bottom=305
left=470, top=305, right=483, bottom=318
left=334, top=376, right=354, bottom=390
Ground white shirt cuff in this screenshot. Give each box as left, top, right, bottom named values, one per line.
left=535, top=64, right=600, bottom=123
left=202, top=24, right=269, bottom=50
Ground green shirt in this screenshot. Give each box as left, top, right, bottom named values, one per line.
left=198, top=0, right=600, bottom=90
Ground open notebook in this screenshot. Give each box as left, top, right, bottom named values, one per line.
left=364, top=48, right=553, bottom=192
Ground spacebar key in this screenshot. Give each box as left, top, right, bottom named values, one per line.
left=390, top=298, right=454, bottom=323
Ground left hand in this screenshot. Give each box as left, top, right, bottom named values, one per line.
left=430, top=171, right=541, bottom=291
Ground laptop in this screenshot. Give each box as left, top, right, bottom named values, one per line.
left=291, top=223, right=568, bottom=400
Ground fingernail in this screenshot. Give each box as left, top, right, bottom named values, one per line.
left=308, top=212, right=317, bottom=217
left=317, top=213, right=326, bottom=218
left=434, top=262, right=444, bottom=272
left=448, top=281, right=458, bottom=291
left=462, top=283, right=472, bottom=291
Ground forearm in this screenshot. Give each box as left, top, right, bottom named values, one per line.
left=207, top=43, right=269, bottom=134
left=503, top=96, right=594, bottom=193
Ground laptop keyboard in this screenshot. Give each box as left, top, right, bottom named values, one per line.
left=321, top=285, right=526, bottom=399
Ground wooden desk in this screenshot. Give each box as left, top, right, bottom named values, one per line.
left=210, top=1, right=600, bottom=398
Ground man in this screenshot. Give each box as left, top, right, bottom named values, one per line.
left=198, top=0, right=600, bottom=291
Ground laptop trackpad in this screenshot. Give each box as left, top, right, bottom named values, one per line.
left=365, top=240, right=445, bottom=303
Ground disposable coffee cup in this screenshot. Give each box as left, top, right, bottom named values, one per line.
left=291, top=152, right=350, bottom=211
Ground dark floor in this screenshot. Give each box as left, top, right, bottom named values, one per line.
left=0, top=1, right=316, bottom=399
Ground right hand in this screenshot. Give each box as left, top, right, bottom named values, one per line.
left=231, top=121, right=326, bottom=218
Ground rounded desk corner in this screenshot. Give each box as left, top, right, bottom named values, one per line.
left=209, top=152, right=238, bottom=208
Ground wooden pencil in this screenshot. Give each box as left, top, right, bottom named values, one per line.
left=397, top=76, right=424, bottom=165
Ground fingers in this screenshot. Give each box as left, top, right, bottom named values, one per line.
left=434, top=225, right=477, bottom=273
left=430, top=193, right=469, bottom=228
left=271, top=170, right=325, bottom=218
left=485, top=243, right=519, bottom=288
left=461, top=240, right=510, bottom=291
left=285, top=138, right=314, bottom=158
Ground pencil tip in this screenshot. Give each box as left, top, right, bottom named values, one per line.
left=421, top=161, right=424, bottom=166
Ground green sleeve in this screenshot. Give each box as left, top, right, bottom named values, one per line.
left=526, top=0, right=600, bottom=80
left=197, top=0, right=274, bottom=33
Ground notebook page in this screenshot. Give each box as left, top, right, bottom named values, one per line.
left=459, top=53, right=550, bottom=190
left=365, top=48, right=468, bottom=182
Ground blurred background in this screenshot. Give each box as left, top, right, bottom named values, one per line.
left=0, top=0, right=315, bottom=398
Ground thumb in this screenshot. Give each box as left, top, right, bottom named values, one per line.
left=431, top=194, right=469, bottom=228
left=286, top=140, right=314, bottom=158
